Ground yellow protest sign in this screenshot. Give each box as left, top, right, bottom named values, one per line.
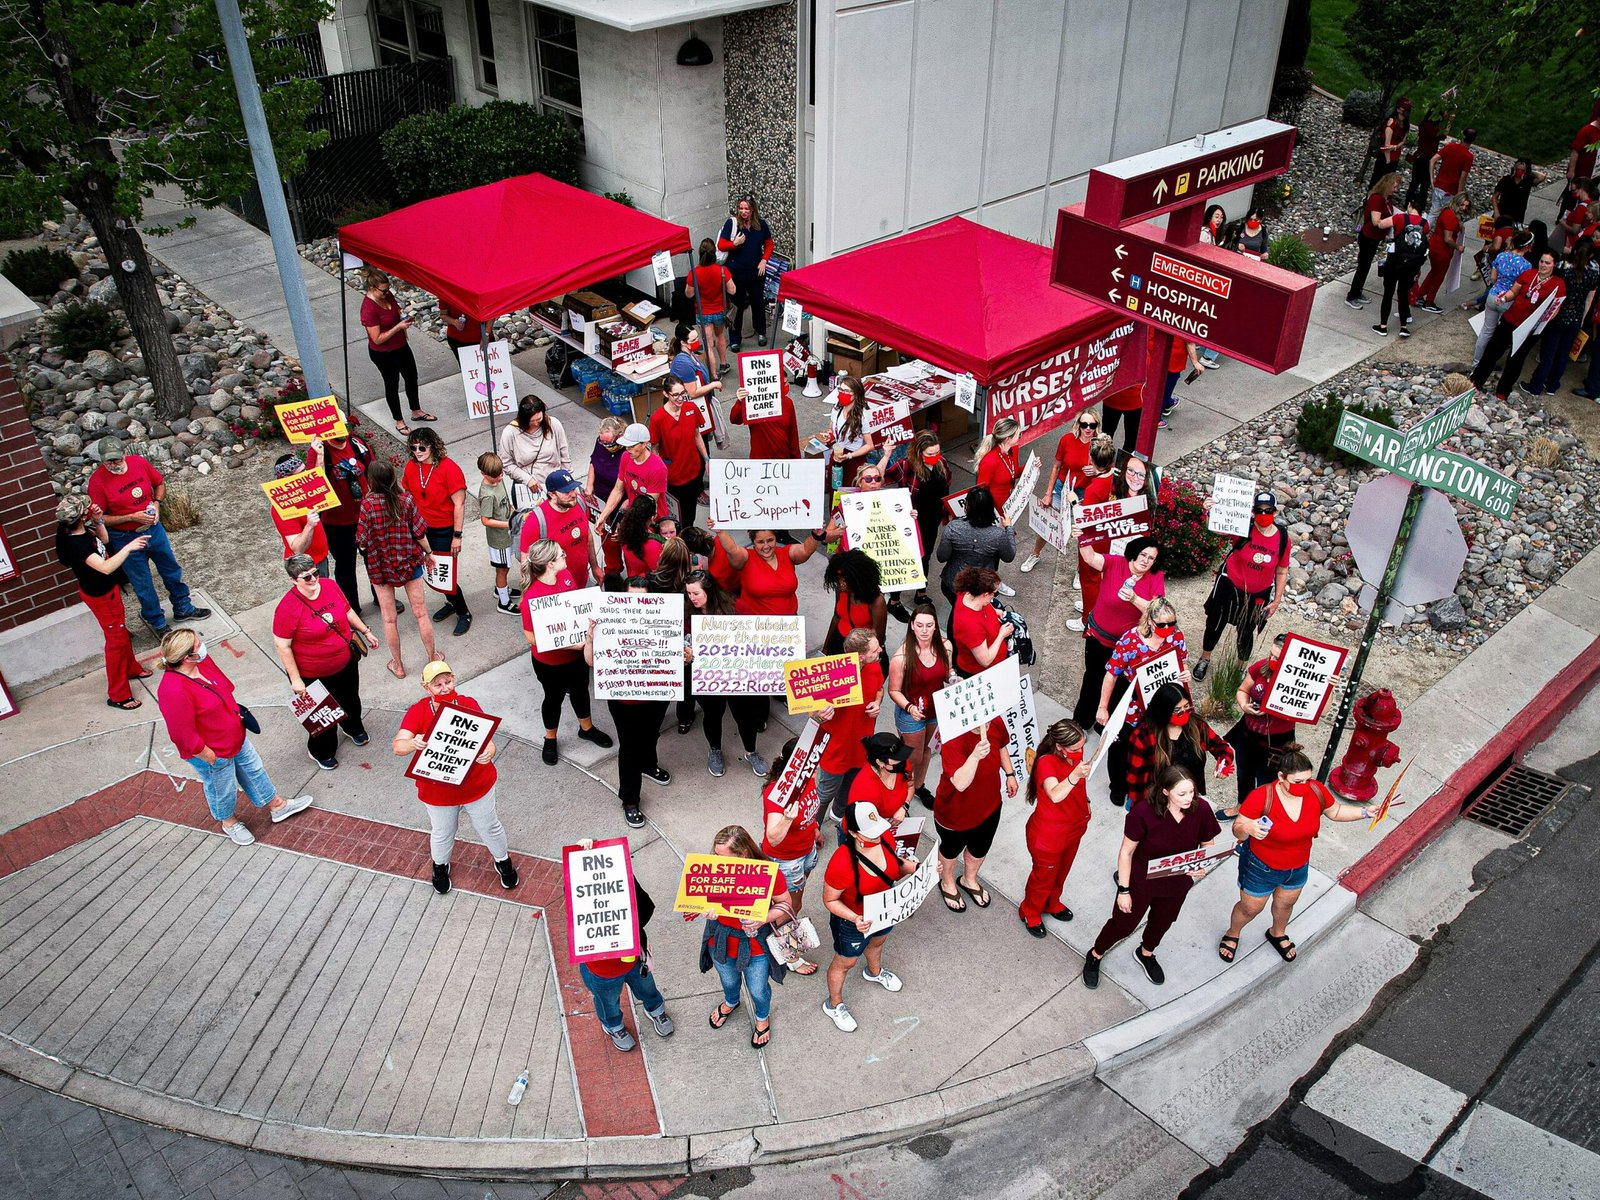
left=839, top=488, right=926, bottom=589
left=673, top=855, right=780, bottom=920
left=262, top=468, right=340, bottom=518
left=276, top=394, right=348, bottom=444
left=783, top=653, right=863, bottom=715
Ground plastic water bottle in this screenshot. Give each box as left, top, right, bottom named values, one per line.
left=507, top=1070, right=528, bottom=1106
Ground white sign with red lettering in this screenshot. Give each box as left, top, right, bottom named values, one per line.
left=609, top=332, right=653, bottom=367
left=739, top=351, right=786, bottom=421
left=424, top=553, right=457, bottom=594
left=459, top=339, right=516, bottom=419
left=1146, top=843, right=1238, bottom=878
left=1263, top=633, right=1349, bottom=723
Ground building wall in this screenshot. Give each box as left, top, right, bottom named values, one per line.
left=722, top=2, right=799, bottom=261
left=0, top=360, right=78, bottom=638
left=810, top=0, right=1289, bottom=258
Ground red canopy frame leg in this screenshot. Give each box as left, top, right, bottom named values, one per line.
left=482, top=321, right=495, bottom=447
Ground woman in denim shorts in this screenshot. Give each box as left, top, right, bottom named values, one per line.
left=819, top=803, right=910, bottom=1033
left=886, top=603, right=951, bottom=808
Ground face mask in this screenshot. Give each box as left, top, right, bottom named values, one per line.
left=432, top=687, right=458, bottom=703
left=1170, top=711, right=1191, bottom=727
left=837, top=391, right=853, bottom=406
left=192, top=642, right=208, bottom=663
left=922, top=449, right=942, bottom=464
left=1061, top=745, right=1084, bottom=766
left=1254, top=513, right=1276, bottom=529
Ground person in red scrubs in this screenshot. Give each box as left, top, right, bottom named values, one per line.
left=973, top=417, right=1022, bottom=514
left=713, top=524, right=836, bottom=616
left=949, top=567, right=1013, bottom=678
left=731, top=384, right=801, bottom=460
left=1019, top=719, right=1092, bottom=937
left=933, top=713, right=1015, bottom=912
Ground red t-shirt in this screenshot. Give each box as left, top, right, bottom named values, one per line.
left=1506, top=268, right=1566, bottom=328
left=848, top=768, right=909, bottom=829
left=272, top=509, right=330, bottom=563
left=951, top=600, right=1004, bottom=676
left=976, top=447, right=1020, bottom=512
left=1167, top=337, right=1190, bottom=374
left=441, top=305, right=483, bottom=344
left=1225, top=522, right=1287, bottom=594
left=713, top=876, right=790, bottom=952
left=403, top=457, right=467, bottom=529
left=520, top=497, right=593, bottom=587
left=1239, top=782, right=1334, bottom=870
left=649, top=402, right=708, bottom=487
left=1434, top=142, right=1474, bottom=193
left=734, top=549, right=798, bottom=616
left=730, top=393, right=801, bottom=459
left=89, top=455, right=164, bottom=517
left=709, top=537, right=742, bottom=596
left=934, top=716, right=1009, bottom=831
left=271, top=580, right=354, bottom=678
left=1572, top=121, right=1600, bottom=178
left=1430, top=206, right=1462, bottom=252
left=818, top=660, right=885, bottom=774
left=833, top=589, right=874, bottom=639
left=1361, top=194, right=1392, bottom=239
left=1026, top=753, right=1090, bottom=841
left=400, top=693, right=498, bottom=806
left=360, top=295, right=407, bottom=351
left=762, top=777, right=822, bottom=861
left=522, top=570, right=583, bottom=666
left=1054, top=433, right=1092, bottom=493
left=305, top=441, right=366, bottom=527
left=691, top=265, right=731, bottom=315
left=622, top=537, right=663, bottom=577
left=822, top=838, right=907, bottom=910
left=619, top=452, right=668, bottom=509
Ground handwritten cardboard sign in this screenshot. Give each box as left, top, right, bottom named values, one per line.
left=933, top=656, right=1022, bottom=740
left=593, top=591, right=684, bottom=701
left=423, top=552, right=456, bottom=594
left=1134, top=647, right=1185, bottom=708
left=459, top=339, right=516, bottom=420
left=783, top=653, right=863, bottom=714
left=275, top=394, right=347, bottom=444
left=691, top=614, right=807, bottom=696
left=564, top=838, right=642, bottom=964
left=1208, top=472, right=1256, bottom=538
left=261, top=468, right=340, bottom=519
left=862, top=851, right=939, bottom=934
left=1029, top=494, right=1074, bottom=553
left=525, top=585, right=602, bottom=654
left=1001, top=451, right=1042, bottom=527
left=673, top=855, right=781, bottom=921
left=707, top=458, right=825, bottom=529
left=1263, top=633, right=1349, bottom=723
left=290, top=680, right=346, bottom=735
left=404, top=700, right=499, bottom=787
left=739, top=350, right=786, bottom=421
left=1077, top=494, right=1152, bottom=542
left=1001, top=672, right=1040, bottom=780
left=838, top=487, right=925, bottom=589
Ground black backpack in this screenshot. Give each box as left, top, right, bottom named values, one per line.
left=1393, top=215, right=1429, bottom=265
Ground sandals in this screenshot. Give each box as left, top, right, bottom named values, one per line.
left=386, top=660, right=406, bottom=679
left=106, top=697, right=142, bottom=710
left=709, top=1002, right=739, bottom=1029
left=394, top=422, right=411, bottom=436
left=751, top=1022, right=772, bottom=1049
left=410, top=410, right=437, bottom=422
left=1218, top=934, right=1240, bottom=963
left=940, top=886, right=966, bottom=913
left=956, top=880, right=991, bottom=908
left=1265, top=931, right=1298, bottom=962
left=789, top=957, right=819, bottom=975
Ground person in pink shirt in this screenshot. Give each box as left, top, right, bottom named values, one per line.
left=271, top=554, right=379, bottom=770
left=155, top=628, right=314, bottom=844
left=596, top=423, right=669, bottom=528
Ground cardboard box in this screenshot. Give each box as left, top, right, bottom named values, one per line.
left=565, top=291, right=618, bottom=322
left=828, top=336, right=878, bottom=380
left=621, top=299, right=662, bottom=330
left=914, top=396, right=969, bottom=442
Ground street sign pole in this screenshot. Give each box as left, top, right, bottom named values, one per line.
left=1318, top=480, right=1425, bottom=782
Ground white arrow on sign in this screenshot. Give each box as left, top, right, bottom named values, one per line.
left=1108, top=288, right=1122, bottom=304
left=1114, top=244, right=1129, bottom=260
left=1112, top=267, right=1124, bottom=282
left=1153, top=179, right=1169, bottom=202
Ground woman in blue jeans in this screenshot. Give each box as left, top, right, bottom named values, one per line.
left=699, top=825, right=789, bottom=1048
left=154, top=628, right=313, bottom=845
left=574, top=844, right=676, bottom=1053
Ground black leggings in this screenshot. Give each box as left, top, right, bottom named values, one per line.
left=728, top=271, right=767, bottom=342
left=668, top=476, right=703, bottom=531
left=1348, top=234, right=1381, bottom=301
left=678, top=693, right=763, bottom=754
left=368, top=344, right=421, bottom=422
left=610, top=699, right=668, bottom=807
left=1379, top=261, right=1421, bottom=327
left=1101, top=406, right=1141, bottom=453
left=425, top=527, right=470, bottom=615
left=531, top=654, right=592, bottom=731
left=1073, top=635, right=1116, bottom=728
left=1202, top=574, right=1270, bottom=662
left=303, top=652, right=368, bottom=761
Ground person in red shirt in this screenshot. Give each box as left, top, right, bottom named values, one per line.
left=1369, top=97, right=1410, bottom=187
left=597, top=422, right=669, bottom=529
left=54, top=495, right=149, bottom=709
left=1471, top=249, right=1566, bottom=398
left=699, top=825, right=789, bottom=1049
left=155, top=628, right=312, bottom=843
left=885, top=604, right=952, bottom=806
left=1022, top=409, right=1100, bottom=574
left=820, top=801, right=909, bottom=1033
left=1083, top=764, right=1222, bottom=989
left=1099, top=383, right=1145, bottom=453
left=437, top=297, right=483, bottom=359
left=822, top=548, right=888, bottom=658
left=88, top=440, right=211, bottom=632
left=1072, top=435, right=1121, bottom=631
left=1159, top=336, right=1203, bottom=427
left=393, top=660, right=517, bottom=895
left=1220, top=746, right=1374, bottom=965
left=1228, top=633, right=1298, bottom=810
left=973, top=417, right=1022, bottom=514
left=271, top=553, right=378, bottom=770
left=812, top=629, right=886, bottom=827
left=1427, top=128, right=1476, bottom=225
left=1412, top=191, right=1468, bottom=312
left=270, top=454, right=330, bottom=571
left=403, top=428, right=472, bottom=635
left=1556, top=178, right=1594, bottom=253
left=714, top=524, right=834, bottom=616
left=685, top=238, right=736, bottom=375
left=519, top=469, right=597, bottom=586
left=359, top=268, right=434, bottom=433
left=762, top=733, right=827, bottom=909
left=520, top=538, right=613, bottom=765
left=1347, top=173, right=1400, bottom=307
left=950, top=567, right=1013, bottom=678
left=1193, top=490, right=1289, bottom=681
left=1019, top=720, right=1092, bottom=935
left=844, top=733, right=913, bottom=851
left=574, top=841, right=675, bottom=1053
left=305, top=431, right=373, bottom=611
left=648, top=378, right=712, bottom=528
left=731, top=382, right=801, bottom=460
left=1564, top=109, right=1600, bottom=217
left=934, top=713, right=1015, bottom=912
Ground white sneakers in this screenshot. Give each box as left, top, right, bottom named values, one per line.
left=223, top=822, right=255, bottom=846
left=1072, top=573, right=1081, bottom=591
left=271, top=794, right=315, bottom=823
left=1073, top=595, right=1083, bottom=612
left=822, top=999, right=858, bottom=1032
left=862, top=968, right=903, bottom=992
left=997, top=582, right=1017, bottom=597
left=1019, top=553, right=1041, bottom=573
left=1066, top=617, right=1085, bottom=633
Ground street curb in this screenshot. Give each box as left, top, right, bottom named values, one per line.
left=1340, top=634, right=1600, bottom=898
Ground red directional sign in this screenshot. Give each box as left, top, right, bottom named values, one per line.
left=1085, top=119, right=1298, bottom=227
left=1050, top=205, right=1315, bottom=375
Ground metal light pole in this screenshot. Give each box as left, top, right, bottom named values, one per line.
left=213, top=0, right=331, bottom=399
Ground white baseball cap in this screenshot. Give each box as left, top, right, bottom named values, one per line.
left=846, top=802, right=893, bottom=840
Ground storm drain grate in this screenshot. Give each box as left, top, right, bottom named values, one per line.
left=1461, top=763, right=1570, bottom=836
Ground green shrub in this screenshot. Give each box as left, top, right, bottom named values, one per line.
left=1151, top=476, right=1230, bottom=578
left=1267, top=233, right=1316, bottom=277
left=46, top=300, right=122, bottom=358
left=604, top=191, right=635, bottom=208
left=2, top=247, right=78, bottom=297
left=382, top=100, right=582, bottom=204
left=330, top=197, right=393, bottom=227
left=1204, top=646, right=1247, bottom=721
left=1296, top=391, right=1397, bottom=466
left=1342, top=89, right=1383, bottom=127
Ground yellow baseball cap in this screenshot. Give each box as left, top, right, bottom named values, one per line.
left=421, top=661, right=454, bottom=685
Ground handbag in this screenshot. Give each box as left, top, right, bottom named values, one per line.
left=298, top=590, right=367, bottom=661
left=238, top=704, right=261, bottom=735
left=714, top=216, right=733, bottom=265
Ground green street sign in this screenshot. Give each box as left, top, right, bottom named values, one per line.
left=1334, top=409, right=1521, bottom=517
left=1402, top=391, right=1474, bottom=463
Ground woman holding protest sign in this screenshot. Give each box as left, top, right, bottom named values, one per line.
left=1095, top=596, right=1189, bottom=807
left=1083, top=765, right=1222, bottom=988
left=934, top=712, right=1016, bottom=913
left=271, top=553, right=378, bottom=771
left=1021, top=409, right=1100, bottom=576
left=845, top=733, right=915, bottom=850
left=619, top=494, right=665, bottom=577
left=572, top=838, right=676, bottom=1053
left=886, top=603, right=953, bottom=807
left=820, top=801, right=910, bottom=1033
left=403, top=429, right=472, bottom=637
left=680, top=570, right=768, bottom=778
left=1225, top=633, right=1297, bottom=816
left=822, top=548, right=888, bottom=659
left=1192, top=491, right=1288, bottom=684
left=698, top=825, right=790, bottom=1049
left=1220, top=745, right=1375, bottom=964
left=1019, top=720, right=1092, bottom=937
left=762, top=736, right=825, bottom=939
left=884, top=431, right=949, bottom=620
left=392, top=660, right=518, bottom=895
left=585, top=575, right=671, bottom=830
left=1124, top=682, right=1235, bottom=814
left=521, top=539, right=612, bottom=766
left=731, top=381, right=801, bottom=461
left=1073, top=534, right=1164, bottom=730
left=354, top=461, right=439, bottom=680
left=714, top=524, right=835, bottom=617
left=814, top=375, right=876, bottom=494
left=973, top=417, right=1024, bottom=518
left=812, top=627, right=886, bottom=828
left=950, top=567, right=1013, bottom=680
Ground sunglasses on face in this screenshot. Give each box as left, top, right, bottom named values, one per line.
left=1173, top=705, right=1192, bottom=715
left=1154, top=620, right=1177, bottom=629
left=1079, top=420, right=1098, bottom=429
left=295, top=571, right=317, bottom=582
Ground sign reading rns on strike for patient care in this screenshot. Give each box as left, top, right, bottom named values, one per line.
left=563, top=837, right=641, bottom=964
left=1263, top=633, right=1349, bottom=723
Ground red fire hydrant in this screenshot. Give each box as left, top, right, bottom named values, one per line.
left=1329, top=689, right=1402, bottom=802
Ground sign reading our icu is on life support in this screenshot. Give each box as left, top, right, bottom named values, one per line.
left=691, top=614, right=807, bottom=695
left=1263, top=633, right=1350, bottom=723
left=459, top=338, right=516, bottom=419
left=563, top=837, right=642, bottom=964
left=707, top=458, right=826, bottom=529
left=404, top=700, right=500, bottom=787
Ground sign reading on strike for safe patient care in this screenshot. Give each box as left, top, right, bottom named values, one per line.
left=674, top=855, right=781, bottom=921
left=838, top=487, right=925, bottom=589
left=933, top=656, right=1022, bottom=740
left=261, top=468, right=340, bottom=519
left=404, top=700, right=500, bottom=787
left=708, top=458, right=825, bottom=529
left=1263, top=633, right=1349, bottom=723
left=593, top=592, right=684, bottom=701
left=739, top=350, right=786, bottom=420
left=1208, top=473, right=1256, bottom=538
left=564, top=838, right=641, bottom=964
left=692, top=614, right=806, bottom=695
left=459, top=338, right=516, bottom=419
left=863, top=851, right=940, bottom=934
left=275, top=394, right=348, bottom=444
left=784, top=653, right=863, bottom=714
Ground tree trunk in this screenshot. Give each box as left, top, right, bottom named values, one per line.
left=70, top=180, right=193, bottom=424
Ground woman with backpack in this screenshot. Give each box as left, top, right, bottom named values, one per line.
left=1373, top=201, right=1430, bottom=337
left=521, top=538, right=611, bottom=766
left=820, top=801, right=911, bottom=1034
left=1192, top=490, right=1290, bottom=683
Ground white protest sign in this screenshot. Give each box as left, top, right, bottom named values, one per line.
left=782, top=299, right=804, bottom=336
left=526, top=585, right=602, bottom=654
left=691, top=614, right=807, bottom=695
left=1001, top=672, right=1040, bottom=780
left=838, top=487, right=925, bottom=589
left=593, top=592, right=685, bottom=701
left=1263, top=633, right=1349, bottom=723
left=768, top=719, right=830, bottom=811
left=707, top=458, right=826, bottom=529
left=423, top=553, right=456, bottom=594
left=1002, top=451, right=1042, bottom=526
left=1145, top=842, right=1238, bottom=879
left=864, top=396, right=912, bottom=441
left=290, top=680, right=345, bottom=735
left=1208, top=472, right=1256, bottom=538
left=1084, top=686, right=1135, bottom=784
left=1134, top=647, right=1184, bottom=708
left=1513, top=291, right=1562, bottom=353
left=862, top=852, right=940, bottom=934
left=651, top=250, right=675, bottom=287
left=563, top=838, right=641, bottom=963
left=954, top=373, right=978, bottom=413
left=933, top=656, right=1022, bottom=740
left=405, top=701, right=499, bottom=787
left=459, top=339, right=516, bottom=419
left=1443, top=248, right=1464, bottom=297
left=609, top=331, right=653, bottom=367
left=1078, top=494, right=1152, bottom=542
left=1028, top=494, right=1073, bottom=553
left=738, top=351, right=785, bottom=421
